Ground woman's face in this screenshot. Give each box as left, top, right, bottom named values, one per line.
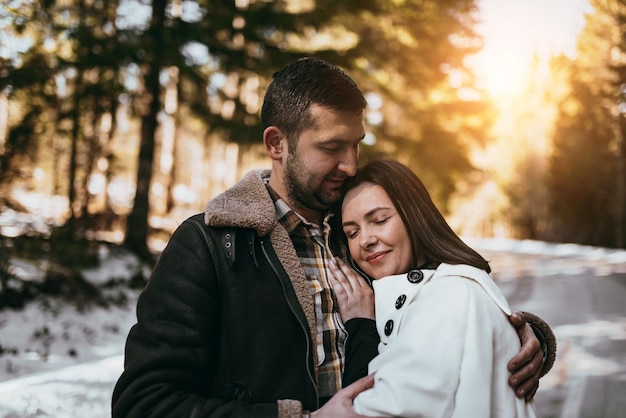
left=341, top=182, right=413, bottom=280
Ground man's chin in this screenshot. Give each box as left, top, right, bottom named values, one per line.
left=321, top=190, right=342, bottom=206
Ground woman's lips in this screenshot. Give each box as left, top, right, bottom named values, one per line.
left=365, top=251, right=388, bottom=263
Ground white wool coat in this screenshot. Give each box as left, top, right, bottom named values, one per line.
left=353, top=263, right=537, bottom=418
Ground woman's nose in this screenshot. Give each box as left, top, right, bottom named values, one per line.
left=360, top=229, right=377, bottom=248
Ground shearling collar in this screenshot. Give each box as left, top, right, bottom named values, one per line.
left=203, top=169, right=277, bottom=236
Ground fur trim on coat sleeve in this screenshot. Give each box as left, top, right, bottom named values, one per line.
left=523, top=311, right=557, bottom=377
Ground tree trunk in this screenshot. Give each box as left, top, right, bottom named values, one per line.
left=68, top=69, right=84, bottom=225
left=124, top=0, right=167, bottom=261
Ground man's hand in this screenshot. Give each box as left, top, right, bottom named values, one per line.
left=329, top=257, right=375, bottom=321
left=508, top=311, right=543, bottom=401
left=311, top=374, right=380, bottom=418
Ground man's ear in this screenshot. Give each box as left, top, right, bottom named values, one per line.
left=263, top=126, right=286, bottom=161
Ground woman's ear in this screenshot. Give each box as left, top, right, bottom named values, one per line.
left=263, top=126, right=285, bottom=161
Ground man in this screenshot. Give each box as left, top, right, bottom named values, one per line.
left=112, top=57, right=555, bottom=418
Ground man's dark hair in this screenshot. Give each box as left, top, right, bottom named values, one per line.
left=261, top=57, right=367, bottom=147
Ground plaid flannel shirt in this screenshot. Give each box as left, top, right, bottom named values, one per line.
left=267, top=184, right=347, bottom=400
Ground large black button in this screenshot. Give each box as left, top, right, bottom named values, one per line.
left=395, top=294, right=407, bottom=309
left=384, top=319, right=394, bottom=336
left=407, top=269, right=423, bottom=283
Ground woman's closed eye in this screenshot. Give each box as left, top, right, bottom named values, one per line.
left=343, top=217, right=389, bottom=239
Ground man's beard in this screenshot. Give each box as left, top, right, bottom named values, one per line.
left=285, top=152, right=337, bottom=213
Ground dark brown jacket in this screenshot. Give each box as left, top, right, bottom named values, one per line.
left=112, top=170, right=318, bottom=418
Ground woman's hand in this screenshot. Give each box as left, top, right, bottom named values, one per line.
left=329, top=257, right=375, bottom=321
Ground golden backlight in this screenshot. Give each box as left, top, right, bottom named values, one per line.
left=468, top=0, right=591, bottom=100
left=448, top=0, right=592, bottom=238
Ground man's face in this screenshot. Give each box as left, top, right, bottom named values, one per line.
left=283, top=104, right=365, bottom=217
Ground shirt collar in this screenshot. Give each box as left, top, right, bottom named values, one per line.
left=265, top=181, right=333, bottom=235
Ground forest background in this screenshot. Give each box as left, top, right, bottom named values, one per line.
left=0, top=0, right=625, bottom=310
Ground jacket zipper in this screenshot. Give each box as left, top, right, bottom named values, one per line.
left=260, top=239, right=320, bottom=410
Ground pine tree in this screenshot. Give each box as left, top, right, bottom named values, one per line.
left=547, top=0, right=626, bottom=247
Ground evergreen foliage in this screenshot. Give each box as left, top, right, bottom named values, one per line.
left=1, top=0, right=488, bottom=256
left=547, top=0, right=626, bottom=248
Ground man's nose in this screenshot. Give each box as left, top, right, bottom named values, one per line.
left=338, top=146, right=358, bottom=177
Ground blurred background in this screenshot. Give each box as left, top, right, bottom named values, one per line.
left=1, top=0, right=625, bottom=417
left=2, top=0, right=622, bottom=256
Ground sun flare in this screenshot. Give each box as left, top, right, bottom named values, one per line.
left=467, top=51, right=529, bottom=99
left=469, top=0, right=591, bottom=100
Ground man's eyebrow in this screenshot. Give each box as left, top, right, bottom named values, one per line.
left=321, top=134, right=365, bottom=145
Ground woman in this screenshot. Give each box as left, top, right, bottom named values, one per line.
left=329, top=160, right=538, bottom=417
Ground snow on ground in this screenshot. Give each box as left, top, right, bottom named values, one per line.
left=0, top=229, right=625, bottom=417
left=465, top=236, right=626, bottom=264
left=0, top=355, right=125, bottom=417
left=1, top=237, right=625, bottom=385
left=0, top=292, right=138, bottom=382
left=465, top=236, right=626, bottom=279
left=0, top=247, right=143, bottom=383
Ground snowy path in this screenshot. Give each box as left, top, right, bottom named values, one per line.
left=0, top=355, right=123, bottom=418
left=0, top=238, right=624, bottom=417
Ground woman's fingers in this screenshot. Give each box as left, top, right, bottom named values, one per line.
left=329, top=258, right=354, bottom=291
left=329, top=257, right=376, bottom=321
left=333, top=257, right=367, bottom=289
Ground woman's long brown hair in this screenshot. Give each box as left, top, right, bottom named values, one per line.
left=332, top=159, right=491, bottom=274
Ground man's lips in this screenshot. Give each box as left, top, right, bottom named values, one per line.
left=365, top=251, right=388, bottom=263
left=326, top=177, right=346, bottom=183
left=324, top=179, right=345, bottom=189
